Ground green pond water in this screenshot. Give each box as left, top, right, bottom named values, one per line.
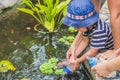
left=0, top=5, right=92, bottom=80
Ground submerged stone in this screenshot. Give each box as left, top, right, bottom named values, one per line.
left=0, top=0, right=21, bottom=12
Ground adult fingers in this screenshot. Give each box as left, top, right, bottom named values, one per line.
left=116, top=48, right=120, bottom=56
left=96, top=54, right=107, bottom=61
left=96, top=74, right=104, bottom=79
left=91, top=66, right=97, bottom=74
left=96, top=53, right=104, bottom=58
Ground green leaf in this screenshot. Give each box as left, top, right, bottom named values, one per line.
left=56, top=1, right=67, bottom=14
left=18, top=8, right=34, bottom=15
left=47, top=0, right=53, bottom=10
left=55, top=69, right=64, bottom=75
left=35, top=4, right=51, bottom=20
left=21, top=0, right=34, bottom=8
left=54, top=0, right=59, bottom=8
left=18, top=0, right=69, bottom=32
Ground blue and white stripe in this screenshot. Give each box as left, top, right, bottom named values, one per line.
left=85, top=19, right=114, bottom=50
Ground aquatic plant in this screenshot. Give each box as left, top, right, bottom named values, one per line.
left=59, top=36, right=75, bottom=45
left=20, top=78, right=29, bottom=80
left=39, top=57, right=63, bottom=75
left=59, top=27, right=77, bottom=45
left=68, top=27, right=77, bottom=33
left=18, top=0, right=70, bottom=32
left=0, top=60, right=16, bottom=72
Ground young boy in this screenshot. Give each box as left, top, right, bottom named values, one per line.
left=58, top=0, right=114, bottom=71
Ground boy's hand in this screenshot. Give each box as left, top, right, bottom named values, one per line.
left=69, top=58, right=80, bottom=70
left=68, top=58, right=81, bottom=70
left=66, top=48, right=76, bottom=62
left=66, top=49, right=72, bottom=61
left=73, top=62, right=80, bottom=70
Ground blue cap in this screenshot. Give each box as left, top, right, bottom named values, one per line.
left=62, top=0, right=99, bottom=28
left=64, top=67, right=72, bottom=74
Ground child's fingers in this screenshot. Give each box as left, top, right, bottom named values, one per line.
left=66, top=53, right=71, bottom=61
left=57, top=61, right=68, bottom=66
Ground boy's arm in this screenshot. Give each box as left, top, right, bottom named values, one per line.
left=74, top=36, right=89, bottom=57
left=66, top=31, right=84, bottom=60
left=69, top=36, right=89, bottom=62
left=66, top=31, right=89, bottom=61
left=75, top=48, right=98, bottom=64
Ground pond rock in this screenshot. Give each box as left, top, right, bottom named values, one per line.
left=0, top=0, right=21, bottom=10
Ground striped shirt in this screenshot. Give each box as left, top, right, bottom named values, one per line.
left=84, top=19, right=114, bottom=50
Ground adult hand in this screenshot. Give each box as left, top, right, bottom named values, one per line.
left=116, top=48, right=120, bottom=56
left=97, top=50, right=117, bottom=60
left=92, top=48, right=120, bottom=77
left=91, top=60, right=111, bottom=77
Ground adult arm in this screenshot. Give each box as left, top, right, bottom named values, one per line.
left=108, top=0, right=120, bottom=50
left=91, top=0, right=120, bottom=77
left=92, top=48, right=120, bottom=77
left=91, top=0, right=101, bottom=13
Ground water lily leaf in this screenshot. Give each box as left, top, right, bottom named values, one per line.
left=21, top=78, right=29, bottom=80
left=0, top=60, right=16, bottom=72
left=0, top=67, right=8, bottom=72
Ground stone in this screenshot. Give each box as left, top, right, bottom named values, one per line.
left=0, top=0, right=21, bottom=10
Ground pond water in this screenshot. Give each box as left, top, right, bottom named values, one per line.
left=0, top=5, right=92, bottom=80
